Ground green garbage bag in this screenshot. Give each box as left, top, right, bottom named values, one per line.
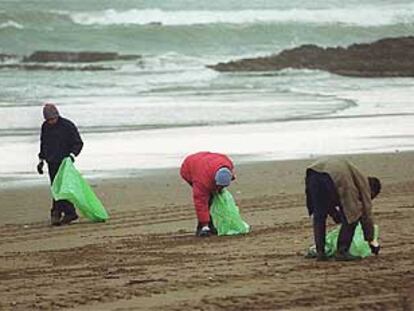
left=210, top=190, right=250, bottom=236
left=307, top=223, right=379, bottom=258
left=51, top=158, right=109, bottom=222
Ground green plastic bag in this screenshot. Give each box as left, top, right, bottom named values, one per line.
left=307, top=223, right=379, bottom=258
left=210, top=190, right=250, bottom=236
left=51, top=158, right=109, bottom=222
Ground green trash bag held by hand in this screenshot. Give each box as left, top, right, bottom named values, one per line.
left=307, top=223, right=379, bottom=258
left=210, top=190, right=250, bottom=236
left=51, top=158, right=109, bottom=222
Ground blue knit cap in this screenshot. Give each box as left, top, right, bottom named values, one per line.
left=215, top=167, right=232, bottom=187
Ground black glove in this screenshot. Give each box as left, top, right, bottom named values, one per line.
left=37, top=161, right=44, bottom=175
left=369, top=243, right=381, bottom=255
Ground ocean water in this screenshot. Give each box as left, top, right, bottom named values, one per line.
left=1, top=0, right=414, bottom=186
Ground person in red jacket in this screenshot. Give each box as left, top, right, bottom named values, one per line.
left=180, top=152, right=235, bottom=237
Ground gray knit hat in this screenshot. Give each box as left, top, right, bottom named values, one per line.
left=215, top=167, right=232, bottom=187
left=43, top=103, right=59, bottom=120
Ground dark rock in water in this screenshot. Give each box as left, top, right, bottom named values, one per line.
left=23, top=51, right=141, bottom=63
left=208, top=37, right=414, bottom=77
left=117, top=54, right=142, bottom=61
left=0, top=53, right=18, bottom=62
left=0, top=64, right=115, bottom=71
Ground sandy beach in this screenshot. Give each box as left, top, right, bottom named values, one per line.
left=2, top=1, right=414, bottom=310
left=0, top=151, right=413, bottom=310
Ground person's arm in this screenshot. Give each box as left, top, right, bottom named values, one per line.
left=38, top=124, right=46, bottom=160
left=354, top=175, right=380, bottom=254
left=327, top=206, right=343, bottom=224
left=37, top=125, right=46, bottom=174
left=192, top=183, right=211, bottom=226
left=68, top=122, right=83, bottom=157
left=350, top=163, right=375, bottom=241
left=360, top=210, right=380, bottom=254
left=359, top=208, right=375, bottom=242
left=179, top=165, right=192, bottom=186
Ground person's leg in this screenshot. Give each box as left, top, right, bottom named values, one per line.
left=313, top=209, right=327, bottom=259
left=48, top=161, right=78, bottom=225
left=335, top=221, right=361, bottom=261
left=47, top=162, right=62, bottom=225
left=195, top=222, right=203, bottom=235
left=208, top=195, right=217, bottom=235
left=306, top=171, right=329, bottom=259
left=61, top=201, right=77, bottom=216
left=195, top=195, right=217, bottom=236
left=60, top=201, right=79, bottom=224
left=337, top=221, right=358, bottom=254
left=50, top=201, right=61, bottom=226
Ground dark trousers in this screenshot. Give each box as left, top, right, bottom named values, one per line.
left=196, top=195, right=217, bottom=235
left=48, top=162, right=77, bottom=217
left=306, top=170, right=358, bottom=255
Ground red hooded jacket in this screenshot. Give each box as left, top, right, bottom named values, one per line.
left=180, top=152, right=235, bottom=224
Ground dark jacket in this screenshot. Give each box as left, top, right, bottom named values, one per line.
left=38, top=117, right=83, bottom=164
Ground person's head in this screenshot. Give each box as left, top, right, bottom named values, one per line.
left=43, top=103, right=59, bottom=125
left=215, top=167, right=232, bottom=192
left=368, top=176, right=381, bottom=199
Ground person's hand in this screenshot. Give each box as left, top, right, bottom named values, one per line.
left=369, top=240, right=381, bottom=255
left=197, top=225, right=211, bottom=237
left=331, top=207, right=343, bottom=224
left=37, top=160, right=44, bottom=175
left=216, top=186, right=224, bottom=194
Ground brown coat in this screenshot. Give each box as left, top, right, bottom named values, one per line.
left=307, top=157, right=373, bottom=225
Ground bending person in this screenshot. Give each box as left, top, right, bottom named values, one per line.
left=305, top=157, right=381, bottom=261
left=180, top=152, right=235, bottom=237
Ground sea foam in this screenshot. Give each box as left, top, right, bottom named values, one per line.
left=0, top=20, right=24, bottom=29
left=70, top=5, right=414, bottom=27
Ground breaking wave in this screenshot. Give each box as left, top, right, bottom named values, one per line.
left=69, top=5, right=414, bottom=27
left=0, top=20, right=24, bottom=29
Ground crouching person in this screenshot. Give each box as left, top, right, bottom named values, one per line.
left=37, top=103, right=83, bottom=226
left=180, top=152, right=235, bottom=237
left=305, top=157, right=381, bottom=261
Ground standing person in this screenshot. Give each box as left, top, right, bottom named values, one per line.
left=180, top=152, right=235, bottom=237
left=305, top=157, right=382, bottom=261
left=37, top=103, right=83, bottom=226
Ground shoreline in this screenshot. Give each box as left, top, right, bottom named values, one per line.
left=2, top=110, right=414, bottom=183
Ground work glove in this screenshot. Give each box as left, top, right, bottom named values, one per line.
left=37, top=160, right=44, bottom=175
left=369, top=243, right=381, bottom=256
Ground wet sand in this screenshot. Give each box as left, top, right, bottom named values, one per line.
left=0, top=152, right=413, bottom=310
